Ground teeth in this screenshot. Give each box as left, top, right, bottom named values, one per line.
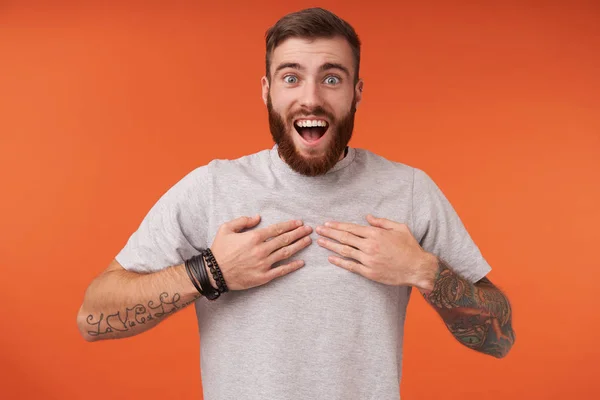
left=296, top=120, right=328, bottom=128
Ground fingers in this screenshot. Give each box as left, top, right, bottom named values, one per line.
left=266, top=234, right=312, bottom=266
left=323, top=221, right=372, bottom=238
left=317, top=238, right=367, bottom=265
left=316, top=225, right=364, bottom=250
left=264, top=259, right=305, bottom=283
left=366, top=214, right=402, bottom=231
left=262, top=224, right=313, bottom=255
left=328, top=256, right=369, bottom=277
left=256, top=219, right=303, bottom=242
left=225, top=215, right=261, bottom=233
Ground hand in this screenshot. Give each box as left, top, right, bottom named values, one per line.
left=315, top=214, right=438, bottom=290
left=210, top=215, right=313, bottom=291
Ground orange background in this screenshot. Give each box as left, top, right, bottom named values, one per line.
left=1, top=1, right=599, bottom=399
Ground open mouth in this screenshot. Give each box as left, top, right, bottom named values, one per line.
left=293, top=118, right=329, bottom=144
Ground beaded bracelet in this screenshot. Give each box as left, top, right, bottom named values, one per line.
left=204, top=248, right=229, bottom=293
left=197, top=254, right=220, bottom=300
left=203, top=251, right=225, bottom=294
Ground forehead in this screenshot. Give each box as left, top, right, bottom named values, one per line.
left=271, top=36, right=354, bottom=74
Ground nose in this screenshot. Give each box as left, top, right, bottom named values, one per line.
left=298, top=80, right=322, bottom=109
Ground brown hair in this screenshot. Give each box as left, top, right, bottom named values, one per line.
left=265, top=7, right=361, bottom=84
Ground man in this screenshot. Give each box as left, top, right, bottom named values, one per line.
left=77, top=7, right=515, bottom=400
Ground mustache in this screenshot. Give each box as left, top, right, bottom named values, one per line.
left=288, top=106, right=335, bottom=123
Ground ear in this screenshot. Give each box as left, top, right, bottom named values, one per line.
left=354, top=79, right=364, bottom=108
left=261, top=76, right=269, bottom=106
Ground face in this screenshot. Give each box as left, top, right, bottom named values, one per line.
left=262, top=36, right=363, bottom=177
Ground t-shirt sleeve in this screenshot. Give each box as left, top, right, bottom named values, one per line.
left=411, top=167, right=491, bottom=283
left=115, top=165, right=210, bottom=273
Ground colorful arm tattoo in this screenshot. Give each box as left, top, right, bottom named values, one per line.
left=421, top=258, right=515, bottom=358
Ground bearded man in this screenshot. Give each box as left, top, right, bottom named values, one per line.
left=78, top=7, right=515, bottom=400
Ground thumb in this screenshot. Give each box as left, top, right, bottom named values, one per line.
left=366, top=214, right=397, bottom=230
left=227, top=214, right=261, bottom=233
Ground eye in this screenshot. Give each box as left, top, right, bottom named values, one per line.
left=283, top=75, right=298, bottom=84
left=324, top=76, right=341, bottom=85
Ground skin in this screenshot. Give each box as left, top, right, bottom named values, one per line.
left=315, top=215, right=515, bottom=358
left=78, top=35, right=516, bottom=361
left=261, top=36, right=515, bottom=358
left=261, top=36, right=364, bottom=176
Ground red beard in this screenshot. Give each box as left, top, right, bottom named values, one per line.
left=267, top=93, right=356, bottom=177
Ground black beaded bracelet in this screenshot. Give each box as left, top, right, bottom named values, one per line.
left=203, top=249, right=228, bottom=294
left=203, top=254, right=219, bottom=290
left=207, top=249, right=229, bottom=293
left=204, top=248, right=228, bottom=293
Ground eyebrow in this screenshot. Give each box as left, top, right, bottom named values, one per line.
left=320, top=62, right=350, bottom=76
left=274, top=62, right=350, bottom=76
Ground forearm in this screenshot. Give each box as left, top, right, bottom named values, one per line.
left=77, top=262, right=202, bottom=342
left=419, top=255, right=515, bottom=358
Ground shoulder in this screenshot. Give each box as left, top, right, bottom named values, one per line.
left=203, top=147, right=270, bottom=173
left=353, top=147, right=420, bottom=181
left=183, top=147, right=270, bottom=181
left=352, top=148, right=445, bottom=196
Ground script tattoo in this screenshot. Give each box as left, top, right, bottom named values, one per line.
left=85, top=292, right=200, bottom=337
left=423, top=260, right=515, bottom=358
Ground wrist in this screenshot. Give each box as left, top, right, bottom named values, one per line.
left=177, top=263, right=202, bottom=297
left=414, top=252, right=439, bottom=292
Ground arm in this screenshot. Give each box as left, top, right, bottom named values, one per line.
left=76, top=166, right=213, bottom=342
left=418, top=254, right=516, bottom=358
left=77, top=215, right=312, bottom=342
left=76, top=259, right=216, bottom=342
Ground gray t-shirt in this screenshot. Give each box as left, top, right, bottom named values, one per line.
left=116, top=144, right=491, bottom=400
